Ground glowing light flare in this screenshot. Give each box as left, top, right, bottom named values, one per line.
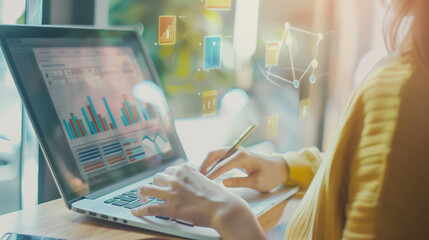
left=221, top=88, right=249, bottom=111
left=132, top=80, right=170, bottom=117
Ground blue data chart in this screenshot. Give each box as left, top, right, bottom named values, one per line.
left=121, top=137, right=146, bottom=163
left=204, top=36, right=221, bottom=70
left=76, top=146, right=106, bottom=174
left=142, top=133, right=168, bottom=156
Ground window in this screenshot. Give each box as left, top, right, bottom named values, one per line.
left=0, top=0, right=39, bottom=215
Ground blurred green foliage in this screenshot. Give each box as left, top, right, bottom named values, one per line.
left=17, top=12, right=25, bottom=24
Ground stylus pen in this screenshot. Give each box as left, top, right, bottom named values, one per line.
left=205, top=123, right=259, bottom=176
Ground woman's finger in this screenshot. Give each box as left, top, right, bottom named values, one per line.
left=164, top=166, right=180, bottom=175
left=223, top=176, right=258, bottom=189
left=199, top=149, right=228, bottom=175
left=131, top=203, right=170, bottom=217
left=152, top=172, right=175, bottom=187
left=206, top=152, right=246, bottom=180
left=138, top=184, right=172, bottom=201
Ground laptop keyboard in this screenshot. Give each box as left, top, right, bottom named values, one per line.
left=102, top=186, right=193, bottom=226
left=104, top=170, right=246, bottom=210
left=103, top=186, right=165, bottom=210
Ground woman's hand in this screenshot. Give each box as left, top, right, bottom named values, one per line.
left=131, top=164, right=266, bottom=240
left=200, top=148, right=289, bottom=192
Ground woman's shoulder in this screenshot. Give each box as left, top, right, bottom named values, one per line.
left=365, top=52, right=412, bottom=86
left=359, top=52, right=413, bottom=102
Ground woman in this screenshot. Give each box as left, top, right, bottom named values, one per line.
left=132, top=0, right=429, bottom=239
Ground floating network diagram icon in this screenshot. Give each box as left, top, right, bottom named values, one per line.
left=261, top=22, right=326, bottom=89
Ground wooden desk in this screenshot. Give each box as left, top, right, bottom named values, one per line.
left=0, top=195, right=302, bottom=240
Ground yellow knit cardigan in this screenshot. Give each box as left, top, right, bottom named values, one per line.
left=282, top=53, right=429, bottom=239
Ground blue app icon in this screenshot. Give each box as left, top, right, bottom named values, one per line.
left=204, top=36, right=221, bottom=70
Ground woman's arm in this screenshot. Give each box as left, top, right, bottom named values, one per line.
left=212, top=199, right=266, bottom=240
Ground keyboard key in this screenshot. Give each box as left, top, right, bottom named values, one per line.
left=111, top=200, right=128, bottom=206
left=122, top=196, right=137, bottom=202
left=130, top=188, right=138, bottom=192
left=155, top=215, right=171, bottom=220
left=104, top=198, right=115, bottom=204
left=150, top=199, right=165, bottom=205
left=142, top=198, right=154, bottom=204
left=114, top=195, right=124, bottom=200
left=175, top=219, right=194, bottom=227
left=129, top=193, right=137, bottom=198
left=124, top=201, right=142, bottom=209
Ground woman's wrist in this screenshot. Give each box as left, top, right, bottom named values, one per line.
left=271, top=155, right=289, bottom=184
left=211, top=198, right=266, bottom=240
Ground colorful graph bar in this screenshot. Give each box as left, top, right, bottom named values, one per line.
left=62, top=95, right=158, bottom=140
left=138, top=101, right=149, bottom=121
left=87, top=96, right=104, bottom=133
left=103, top=97, right=117, bottom=129
left=133, top=106, right=142, bottom=122
left=81, top=108, right=94, bottom=134
left=121, top=108, right=130, bottom=126
left=63, top=119, right=73, bottom=139
left=67, top=122, right=76, bottom=139
left=63, top=113, right=88, bottom=139
left=79, top=119, right=88, bottom=136
left=119, top=94, right=156, bottom=127
left=147, top=103, right=155, bottom=119
left=82, top=96, right=117, bottom=134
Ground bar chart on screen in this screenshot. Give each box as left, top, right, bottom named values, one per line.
left=61, top=94, right=158, bottom=141
left=73, top=129, right=172, bottom=176
left=33, top=46, right=173, bottom=177
left=120, top=94, right=157, bottom=127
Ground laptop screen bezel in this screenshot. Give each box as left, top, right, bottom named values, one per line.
left=0, top=24, right=187, bottom=207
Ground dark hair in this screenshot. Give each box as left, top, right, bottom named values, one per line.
left=384, top=0, right=429, bottom=66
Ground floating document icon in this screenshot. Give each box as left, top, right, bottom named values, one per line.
left=266, top=41, right=280, bottom=66
left=300, top=98, right=311, bottom=120
left=204, top=36, right=221, bottom=70
left=266, top=114, right=279, bottom=139
left=159, top=16, right=176, bottom=45
left=206, top=0, right=231, bottom=10
left=202, top=90, right=217, bottom=116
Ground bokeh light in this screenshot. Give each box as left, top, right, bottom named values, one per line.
left=221, top=88, right=249, bottom=111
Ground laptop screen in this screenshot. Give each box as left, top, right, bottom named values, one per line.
left=0, top=26, right=186, bottom=203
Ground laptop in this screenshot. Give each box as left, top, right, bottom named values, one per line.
left=0, top=24, right=298, bottom=239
